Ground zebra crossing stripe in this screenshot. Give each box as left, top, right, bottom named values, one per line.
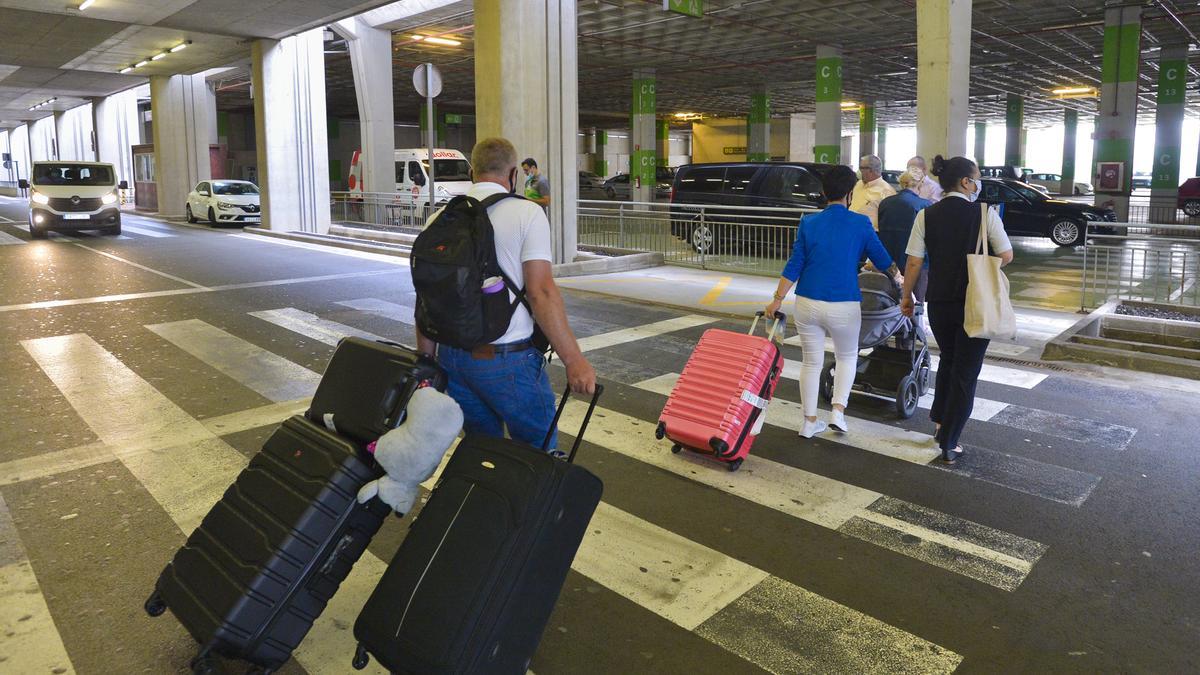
left=250, top=307, right=388, bottom=346
left=21, top=332, right=392, bottom=675
left=574, top=315, right=719, bottom=352
left=637, top=373, right=1103, bottom=506
left=0, top=228, right=24, bottom=245
left=336, top=297, right=415, bottom=325
left=147, top=319, right=321, bottom=402
left=0, top=494, right=76, bottom=675
left=557, top=400, right=1045, bottom=591
left=120, top=224, right=172, bottom=238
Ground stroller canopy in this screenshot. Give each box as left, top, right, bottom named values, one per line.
left=858, top=271, right=908, bottom=349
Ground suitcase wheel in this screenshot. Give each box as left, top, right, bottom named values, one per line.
left=670, top=444, right=682, bottom=454
left=189, top=650, right=218, bottom=675
left=709, top=437, right=730, bottom=457
left=143, top=591, right=166, bottom=618
left=655, top=421, right=666, bottom=440
left=352, top=644, right=369, bottom=670
left=726, top=458, right=743, bottom=472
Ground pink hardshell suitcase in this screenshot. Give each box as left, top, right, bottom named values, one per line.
left=655, top=312, right=785, bottom=471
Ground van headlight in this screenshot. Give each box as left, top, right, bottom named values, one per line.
left=31, top=190, right=50, bottom=205
left=101, top=191, right=118, bottom=205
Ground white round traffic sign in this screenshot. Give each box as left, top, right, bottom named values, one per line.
left=413, top=64, right=443, bottom=98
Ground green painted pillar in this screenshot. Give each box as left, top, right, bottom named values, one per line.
left=656, top=119, right=670, bottom=167
left=1150, top=45, right=1187, bottom=222
left=1061, top=110, right=1078, bottom=195
left=1004, top=95, right=1023, bottom=166
left=747, top=91, right=770, bottom=162
left=974, top=121, right=987, bottom=165
left=813, top=45, right=842, bottom=164
left=858, top=100, right=876, bottom=157
left=418, top=104, right=446, bottom=146
left=630, top=69, right=656, bottom=202
left=1093, top=5, right=1142, bottom=219
left=594, top=129, right=608, bottom=177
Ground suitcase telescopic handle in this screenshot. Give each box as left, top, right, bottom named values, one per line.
left=540, top=384, right=605, bottom=463
left=751, top=311, right=787, bottom=342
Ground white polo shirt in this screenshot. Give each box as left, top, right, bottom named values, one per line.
left=427, top=181, right=553, bottom=345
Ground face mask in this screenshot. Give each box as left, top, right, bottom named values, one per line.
left=908, top=167, right=925, bottom=182
left=965, top=178, right=982, bottom=202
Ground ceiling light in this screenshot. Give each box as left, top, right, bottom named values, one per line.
left=170, top=42, right=188, bottom=53
left=1052, top=86, right=1093, bottom=95
left=151, top=52, right=168, bottom=61
left=78, top=0, right=95, bottom=10
left=411, top=34, right=461, bottom=46
left=840, top=101, right=859, bottom=109
left=674, top=112, right=696, bottom=118
left=135, top=59, right=149, bottom=68
left=119, top=66, right=133, bottom=74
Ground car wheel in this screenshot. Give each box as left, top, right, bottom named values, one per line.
left=689, top=218, right=715, bottom=255
left=1050, top=219, right=1084, bottom=247
left=29, top=223, right=47, bottom=240
left=207, top=206, right=217, bottom=225
left=1074, top=186, right=1082, bottom=196
left=1183, top=200, right=1200, bottom=217
left=102, top=224, right=121, bottom=236
left=186, top=204, right=196, bottom=223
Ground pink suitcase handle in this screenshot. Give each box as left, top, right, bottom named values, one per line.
left=751, top=311, right=786, bottom=342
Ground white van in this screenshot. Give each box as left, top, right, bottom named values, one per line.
left=393, top=148, right=472, bottom=204
left=19, top=161, right=127, bottom=239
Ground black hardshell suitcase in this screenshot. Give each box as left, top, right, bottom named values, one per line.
left=147, top=415, right=388, bottom=673
left=307, top=336, right=445, bottom=446
left=351, top=387, right=605, bottom=675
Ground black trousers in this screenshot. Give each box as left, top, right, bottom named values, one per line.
left=927, top=301, right=990, bottom=452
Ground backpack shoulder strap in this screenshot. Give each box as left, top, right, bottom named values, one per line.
left=479, top=192, right=526, bottom=209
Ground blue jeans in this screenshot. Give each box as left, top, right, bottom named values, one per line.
left=437, top=345, right=558, bottom=450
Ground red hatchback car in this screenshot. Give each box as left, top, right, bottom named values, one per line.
left=1178, top=177, right=1200, bottom=216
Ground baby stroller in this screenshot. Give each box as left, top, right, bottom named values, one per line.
left=819, top=271, right=932, bottom=418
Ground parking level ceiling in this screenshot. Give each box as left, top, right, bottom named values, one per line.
left=313, top=0, right=1200, bottom=129
left=0, top=0, right=395, bottom=130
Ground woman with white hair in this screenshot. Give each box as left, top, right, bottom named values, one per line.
left=906, top=155, right=944, bottom=202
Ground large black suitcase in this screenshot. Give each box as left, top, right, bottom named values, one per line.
left=351, top=387, right=604, bottom=675
left=307, top=337, right=445, bottom=446
left=147, top=338, right=445, bottom=674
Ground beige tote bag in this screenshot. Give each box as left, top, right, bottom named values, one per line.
left=964, top=203, right=1017, bottom=340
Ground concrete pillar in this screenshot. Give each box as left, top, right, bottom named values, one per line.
left=1150, top=45, right=1187, bottom=223
left=333, top=16, right=394, bottom=195
left=150, top=73, right=211, bottom=216
left=629, top=69, right=656, bottom=202
left=858, top=99, right=876, bottom=157
left=594, top=129, right=607, bottom=176
left=974, top=121, right=987, bottom=165
left=475, top=0, right=578, bottom=262
left=1004, top=95, right=1023, bottom=166
left=788, top=113, right=815, bottom=162
left=656, top=119, right=670, bottom=167
left=29, top=116, right=57, bottom=161
left=252, top=29, right=331, bottom=233
left=93, top=90, right=140, bottom=187
left=8, top=124, right=30, bottom=183
left=1093, top=5, right=1142, bottom=220
left=877, top=124, right=887, bottom=168
left=1060, top=110, right=1078, bottom=196
left=747, top=90, right=770, bottom=162
left=813, top=45, right=842, bottom=164
left=916, top=0, right=971, bottom=161
left=419, top=104, right=447, bottom=147
left=54, top=106, right=94, bottom=161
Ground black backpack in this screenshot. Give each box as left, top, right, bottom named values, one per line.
left=411, top=193, right=529, bottom=350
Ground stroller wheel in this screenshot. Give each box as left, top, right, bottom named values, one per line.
left=819, top=362, right=835, bottom=404
left=896, top=375, right=920, bottom=419
left=917, top=364, right=932, bottom=396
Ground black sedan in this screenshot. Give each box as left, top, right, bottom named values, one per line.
left=980, top=178, right=1116, bottom=247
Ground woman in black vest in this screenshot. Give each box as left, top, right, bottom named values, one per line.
left=898, top=156, right=1013, bottom=464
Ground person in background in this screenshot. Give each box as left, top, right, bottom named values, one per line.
left=765, top=165, right=900, bottom=438
left=906, top=155, right=944, bottom=202
left=850, top=154, right=896, bottom=230
left=417, top=139, right=595, bottom=456
left=877, top=171, right=932, bottom=303
left=521, top=157, right=551, bottom=211
left=899, top=155, right=1013, bottom=465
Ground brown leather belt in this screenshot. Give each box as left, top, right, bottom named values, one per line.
left=469, top=340, right=533, bottom=360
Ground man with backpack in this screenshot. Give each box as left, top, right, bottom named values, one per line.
left=413, top=137, right=596, bottom=453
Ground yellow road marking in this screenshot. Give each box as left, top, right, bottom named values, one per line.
left=697, top=276, right=732, bottom=305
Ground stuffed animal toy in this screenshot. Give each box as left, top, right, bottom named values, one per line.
left=357, top=386, right=463, bottom=514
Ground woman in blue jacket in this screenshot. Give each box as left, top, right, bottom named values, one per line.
left=765, top=165, right=900, bottom=438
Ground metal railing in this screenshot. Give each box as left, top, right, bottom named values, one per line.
left=330, top=191, right=436, bottom=232
left=1081, top=222, right=1200, bottom=310
left=578, top=199, right=816, bottom=276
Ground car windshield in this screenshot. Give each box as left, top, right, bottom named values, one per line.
left=33, top=164, right=113, bottom=186
left=425, top=159, right=471, bottom=181
left=1013, top=184, right=1045, bottom=201
left=212, top=182, right=259, bottom=195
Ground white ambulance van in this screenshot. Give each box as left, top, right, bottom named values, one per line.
left=393, top=148, right=472, bottom=205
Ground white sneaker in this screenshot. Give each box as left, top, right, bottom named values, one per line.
left=829, top=410, right=848, bottom=433
left=799, top=419, right=828, bottom=439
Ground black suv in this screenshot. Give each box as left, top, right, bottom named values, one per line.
left=669, top=162, right=832, bottom=253
left=980, top=178, right=1116, bottom=246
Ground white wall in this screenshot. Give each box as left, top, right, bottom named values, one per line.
left=29, top=117, right=57, bottom=161
left=56, top=104, right=94, bottom=161
left=8, top=125, right=31, bottom=182
left=95, top=89, right=141, bottom=187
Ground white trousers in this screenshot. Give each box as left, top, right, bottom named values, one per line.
left=793, top=296, right=861, bottom=418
